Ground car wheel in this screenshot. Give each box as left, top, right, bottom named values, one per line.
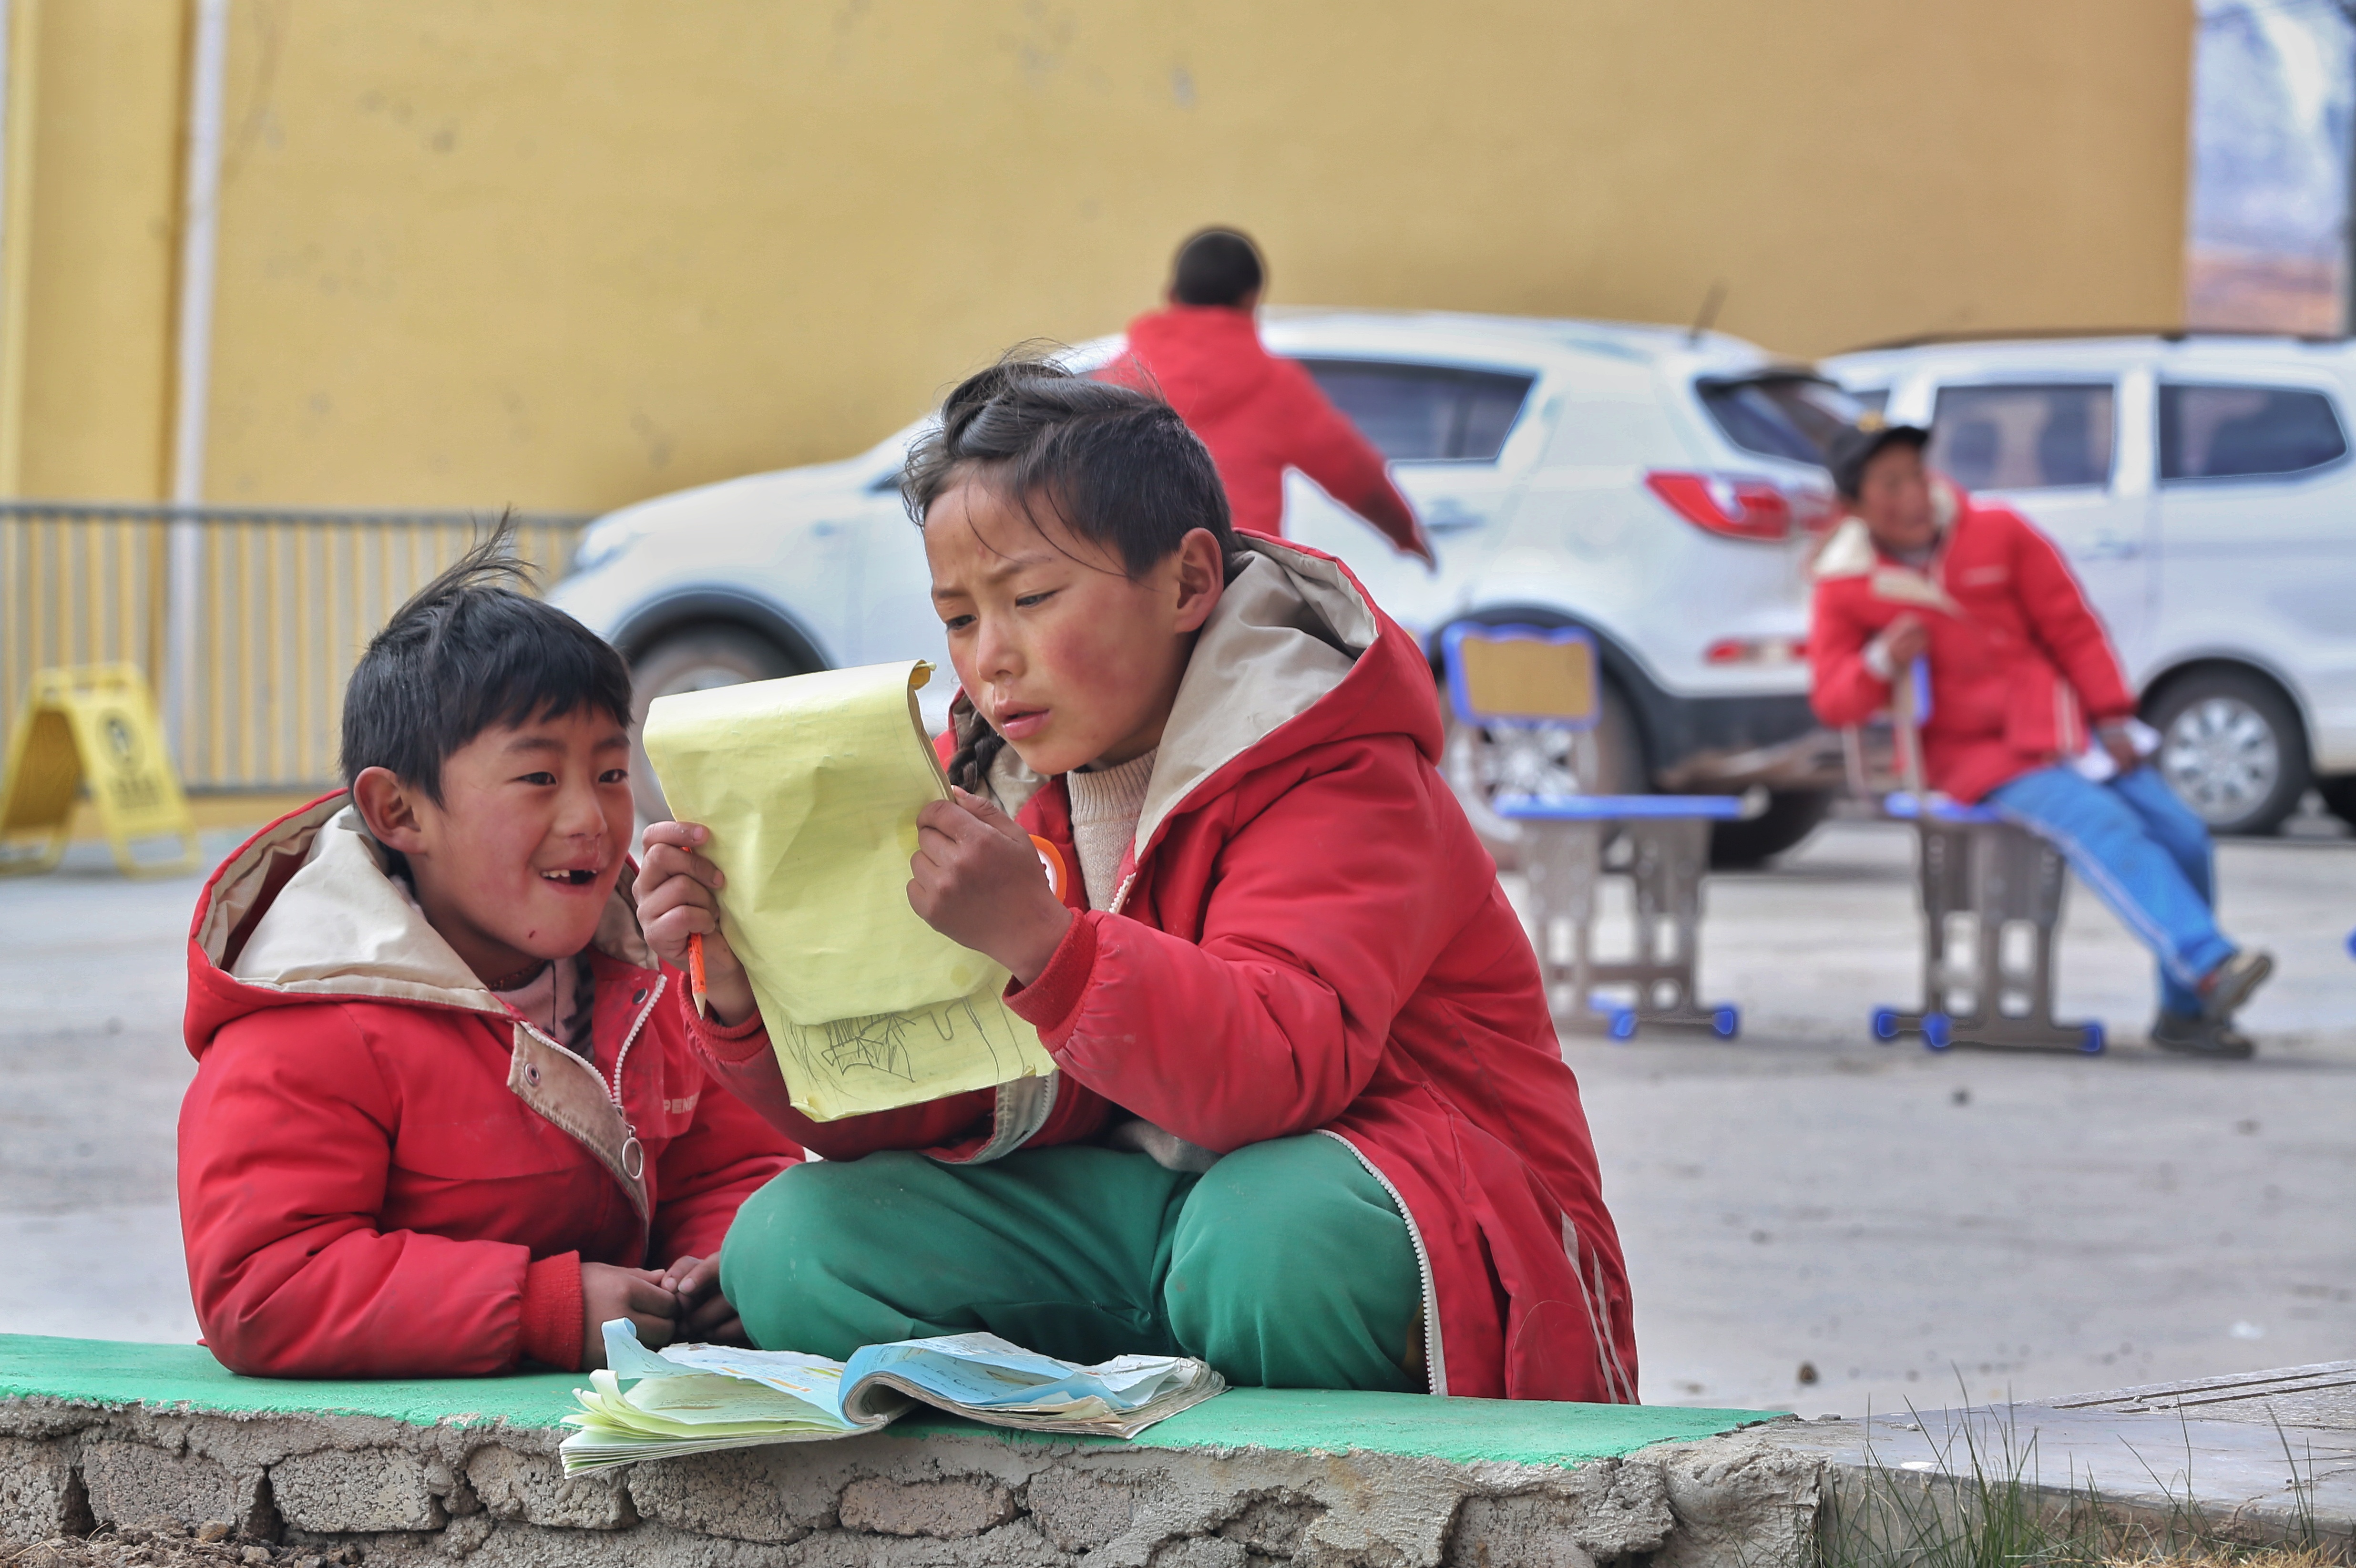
left=1709, top=789, right=1831, bottom=869
left=1442, top=675, right=1645, bottom=868
left=629, top=626, right=799, bottom=822
left=2315, top=774, right=2356, bottom=830
left=2147, top=670, right=2310, bottom=837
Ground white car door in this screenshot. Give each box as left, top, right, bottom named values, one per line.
left=844, top=452, right=963, bottom=730
left=1275, top=357, right=1542, bottom=636
left=1913, top=372, right=2158, bottom=675
left=2152, top=374, right=2355, bottom=763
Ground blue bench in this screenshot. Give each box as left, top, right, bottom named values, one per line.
left=1866, top=789, right=2104, bottom=1056
left=1446, top=625, right=1744, bottom=1041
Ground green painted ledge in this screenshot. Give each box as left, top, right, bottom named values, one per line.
left=0, top=1334, right=1774, bottom=1468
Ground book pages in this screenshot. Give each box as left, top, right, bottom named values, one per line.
left=560, top=1322, right=1224, bottom=1471
left=643, top=660, right=1053, bottom=1121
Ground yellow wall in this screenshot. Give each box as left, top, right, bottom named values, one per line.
left=4, top=0, right=186, bottom=499
left=2, top=0, right=2192, bottom=513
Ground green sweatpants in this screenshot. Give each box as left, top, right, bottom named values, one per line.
left=719, top=1133, right=1423, bottom=1392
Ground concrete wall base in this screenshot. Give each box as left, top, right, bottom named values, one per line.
left=0, top=1401, right=1830, bottom=1568
left=4, top=1356, right=2347, bottom=1567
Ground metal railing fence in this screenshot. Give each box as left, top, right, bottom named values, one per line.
left=1, top=503, right=586, bottom=792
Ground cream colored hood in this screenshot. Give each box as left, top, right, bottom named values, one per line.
left=196, top=795, right=655, bottom=1012
left=1132, top=534, right=1373, bottom=854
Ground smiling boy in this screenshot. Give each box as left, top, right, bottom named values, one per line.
left=179, top=533, right=797, bottom=1377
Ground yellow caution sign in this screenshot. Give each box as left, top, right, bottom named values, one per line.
left=0, top=665, right=201, bottom=878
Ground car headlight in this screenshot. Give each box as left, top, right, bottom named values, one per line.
left=572, top=515, right=650, bottom=574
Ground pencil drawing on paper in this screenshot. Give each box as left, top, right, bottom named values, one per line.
left=778, top=993, right=1030, bottom=1087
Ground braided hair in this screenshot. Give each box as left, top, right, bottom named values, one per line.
left=903, top=354, right=1243, bottom=792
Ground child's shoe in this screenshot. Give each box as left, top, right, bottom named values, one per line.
left=2150, top=1011, right=2255, bottom=1059
left=2197, top=950, right=2272, bottom=1023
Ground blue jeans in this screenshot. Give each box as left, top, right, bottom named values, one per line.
left=1985, top=764, right=2233, bottom=1016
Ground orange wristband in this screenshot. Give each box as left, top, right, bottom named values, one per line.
left=1030, top=835, right=1068, bottom=903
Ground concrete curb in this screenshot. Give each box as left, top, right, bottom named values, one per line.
left=3, top=1362, right=2347, bottom=1566
left=0, top=1398, right=1821, bottom=1568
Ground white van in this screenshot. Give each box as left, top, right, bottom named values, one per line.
left=1823, top=333, right=2356, bottom=835
left=553, top=311, right=1864, bottom=862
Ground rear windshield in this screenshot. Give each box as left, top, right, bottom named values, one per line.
left=1292, top=359, right=1535, bottom=462
left=1696, top=375, right=1860, bottom=463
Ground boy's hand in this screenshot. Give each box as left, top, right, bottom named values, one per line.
left=634, top=821, right=758, bottom=1025
left=2097, top=724, right=2143, bottom=775
left=579, top=1261, right=680, bottom=1369
left=1874, top=615, right=1931, bottom=671
left=909, top=788, right=1073, bottom=985
left=661, top=1255, right=750, bottom=1346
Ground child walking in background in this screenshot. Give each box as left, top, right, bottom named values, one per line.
left=179, top=538, right=798, bottom=1378
left=635, top=359, right=1635, bottom=1401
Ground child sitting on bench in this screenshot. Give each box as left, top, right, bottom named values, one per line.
left=180, top=535, right=799, bottom=1377
left=635, top=357, right=1636, bottom=1401
left=1809, top=419, right=2273, bottom=1057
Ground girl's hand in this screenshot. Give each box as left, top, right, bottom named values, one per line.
left=909, top=788, right=1073, bottom=984
left=633, top=821, right=758, bottom=1025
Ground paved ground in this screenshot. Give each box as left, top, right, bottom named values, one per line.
left=0, top=814, right=2348, bottom=1418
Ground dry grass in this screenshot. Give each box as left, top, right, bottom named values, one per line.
left=2101, top=1544, right=2337, bottom=1554
left=1823, top=1398, right=2348, bottom=1568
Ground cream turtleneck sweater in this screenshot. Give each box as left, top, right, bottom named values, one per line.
left=1060, top=747, right=1221, bottom=1175
left=1061, top=748, right=1157, bottom=912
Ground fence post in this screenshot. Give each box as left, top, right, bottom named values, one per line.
left=164, top=0, right=229, bottom=761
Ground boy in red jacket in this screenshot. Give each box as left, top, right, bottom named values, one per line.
left=1809, top=421, right=2272, bottom=1057
left=1109, top=227, right=1433, bottom=567
left=178, top=534, right=797, bottom=1377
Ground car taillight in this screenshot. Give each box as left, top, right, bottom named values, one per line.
left=1644, top=471, right=1798, bottom=541
left=1704, top=636, right=1808, bottom=666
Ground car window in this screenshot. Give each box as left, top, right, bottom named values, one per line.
left=1291, top=359, right=1535, bottom=462
left=1929, top=383, right=2114, bottom=491
left=1696, top=375, right=1860, bottom=463
left=1849, top=388, right=1890, bottom=417
left=2159, top=383, right=2349, bottom=481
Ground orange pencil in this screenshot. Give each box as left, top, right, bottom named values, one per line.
left=687, top=932, right=709, bottom=1018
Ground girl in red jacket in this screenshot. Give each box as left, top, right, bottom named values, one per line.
left=637, top=359, right=1635, bottom=1401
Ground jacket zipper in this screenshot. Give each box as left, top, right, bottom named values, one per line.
left=604, top=973, right=665, bottom=1179
left=1315, top=1128, right=1445, bottom=1396
left=514, top=971, right=665, bottom=1183
left=1094, top=750, right=1443, bottom=1386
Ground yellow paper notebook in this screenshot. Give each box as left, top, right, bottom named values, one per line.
left=641, top=661, right=1053, bottom=1121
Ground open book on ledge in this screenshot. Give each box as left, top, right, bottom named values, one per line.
left=560, top=1322, right=1226, bottom=1472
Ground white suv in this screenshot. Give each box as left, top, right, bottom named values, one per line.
left=552, top=311, right=1863, bottom=862
left=1823, top=333, right=2356, bottom=835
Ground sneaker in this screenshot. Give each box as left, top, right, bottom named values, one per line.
left=2198, top=950, right=2274, bottom=1022
left=2151, top=1011, right=2256, bottom=1059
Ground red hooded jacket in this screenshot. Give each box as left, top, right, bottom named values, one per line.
left=1808, top=482, right=2138, bottom=803
left=1109, top=306, right=1425, bottom=557
left=688, top=537, right=1637, bottom=1403
left=179, top=799, right=799, bottom=1378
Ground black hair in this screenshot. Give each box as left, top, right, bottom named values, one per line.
left=901, top=354, right=1240, bottom=790
left=340, top=517, right=634, bottom=804
left=1170, top=227, right=1264, bottom=307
